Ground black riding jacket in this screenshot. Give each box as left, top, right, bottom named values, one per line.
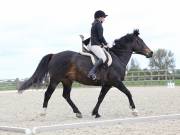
left=90, top=19, right=107, bottom=46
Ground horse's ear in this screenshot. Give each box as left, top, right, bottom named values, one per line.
left=133, top=29, right=139, bottom=36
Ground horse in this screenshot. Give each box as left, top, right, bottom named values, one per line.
left=18, top=29, right=153, bottom=118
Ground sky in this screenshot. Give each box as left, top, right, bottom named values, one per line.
left=0, top=0, right=179, bottom=79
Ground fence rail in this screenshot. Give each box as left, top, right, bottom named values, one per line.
left=0, top=69, right=180, bottom=90
left=124, top=69, right=180, bottom=86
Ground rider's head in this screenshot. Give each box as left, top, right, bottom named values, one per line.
left=94, top=10, right=108, bottom=23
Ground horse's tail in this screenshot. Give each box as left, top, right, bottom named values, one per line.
left=18, top=54, right=53, bottom=92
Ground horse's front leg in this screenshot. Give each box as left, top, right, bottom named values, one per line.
left=92, top=84, right=112, bottom=118
left=114, top=81, right=138, bottom=116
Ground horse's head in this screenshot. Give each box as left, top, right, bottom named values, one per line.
left=131, top=29, right=153, bottom=58
left=113, top=29, right=153, bottom=58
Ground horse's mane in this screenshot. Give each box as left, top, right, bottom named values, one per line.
left=110, top=29, right=140, bottom=54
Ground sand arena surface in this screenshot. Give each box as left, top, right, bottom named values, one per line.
left=0, top=86, right=180, bottom=135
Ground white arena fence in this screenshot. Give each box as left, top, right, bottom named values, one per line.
left=1, top=113, right=180, bottom=135
left=0, top=126, right=31, bottom=134
left=0, top=69, right=180, bottom=90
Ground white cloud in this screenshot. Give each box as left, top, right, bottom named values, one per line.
left=0, top=0, right=180, bottom=79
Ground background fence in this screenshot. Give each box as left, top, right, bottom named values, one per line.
left=124, top=69, right=180, bottom=86
left=0, top=69, right=180, bottom=90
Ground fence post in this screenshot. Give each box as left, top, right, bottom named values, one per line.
left=131, top=72, right=133, bottom=81
left=15, top=78, right=20, bottom=90
left=172, top=70, right=175, bottom=83
left=165, top=69, right=168, bottom=81
left=150, top=70, right=153, bottom=85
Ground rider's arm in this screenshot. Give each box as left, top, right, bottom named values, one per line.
left=96, top=23, right=107, bottom=45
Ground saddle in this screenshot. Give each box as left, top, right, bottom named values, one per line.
left=79, top=35, right=112, bottom=66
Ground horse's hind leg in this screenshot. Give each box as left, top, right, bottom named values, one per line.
left=115, top=81, right=138, bottom=116
left=41, top=78, right=59, bottom=116
left=92, top=85, right=112, bottom=118
left=62, top=80, right=82, bottom=118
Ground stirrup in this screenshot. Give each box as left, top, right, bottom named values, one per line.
left=88, top=73, right=96, bottom=80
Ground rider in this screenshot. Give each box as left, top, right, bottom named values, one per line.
left=87, top=10, right=109, bottom=80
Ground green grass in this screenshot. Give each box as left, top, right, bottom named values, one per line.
left=124, top=80, right=167, bottom=86
left=175, top=79, right=180, bottom=85
left=0, top=81, right=87, bottom=91
left=124, top=80, right=180, bottom=86
left=0, top=82, right=16, bottom=91
left=0, top=80, right=180, bottom=91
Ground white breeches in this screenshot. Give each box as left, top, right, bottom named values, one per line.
left=87, top=45, right=107, bottom=63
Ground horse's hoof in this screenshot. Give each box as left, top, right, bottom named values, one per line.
left=40, top=113, right=46, bottom=116
left=40, top=108, right=47, bottom=116
left=95, top=114, right=101, bottom=118
left=18, top=90, right=24, bottom=94
left=132, top=109, right=138, bottom=116
left=92, top=112, right=101, bottom=118
left=76, top=113, right=82, bottom=118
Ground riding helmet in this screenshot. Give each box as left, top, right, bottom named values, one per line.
left=94, top=10, right=108, bottom=19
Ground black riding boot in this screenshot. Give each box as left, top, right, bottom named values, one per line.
left=88, top=59, right=103, bottom=80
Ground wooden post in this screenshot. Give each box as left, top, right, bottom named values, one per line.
left=165, top=69, right=168, bottom=81
left=15, top=78, right=20, bottom=90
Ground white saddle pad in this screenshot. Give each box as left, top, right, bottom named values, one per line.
left=79, top=44, right=112, bottom=66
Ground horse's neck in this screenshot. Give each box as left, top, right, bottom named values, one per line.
left=119, top=52, right=132, bottom=66
left=111, top=50, right=132, bottom=66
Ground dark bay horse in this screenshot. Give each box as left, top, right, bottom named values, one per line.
left=18, top=30, right=153, bottom=118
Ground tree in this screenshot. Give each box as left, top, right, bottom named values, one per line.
left=126, top=58, right=141, bottom=81
left=129, top=58, right=140, bottom=71
left=149, top=49, right=175, bottom=70
left=175, top=69, right=180, bottom=79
